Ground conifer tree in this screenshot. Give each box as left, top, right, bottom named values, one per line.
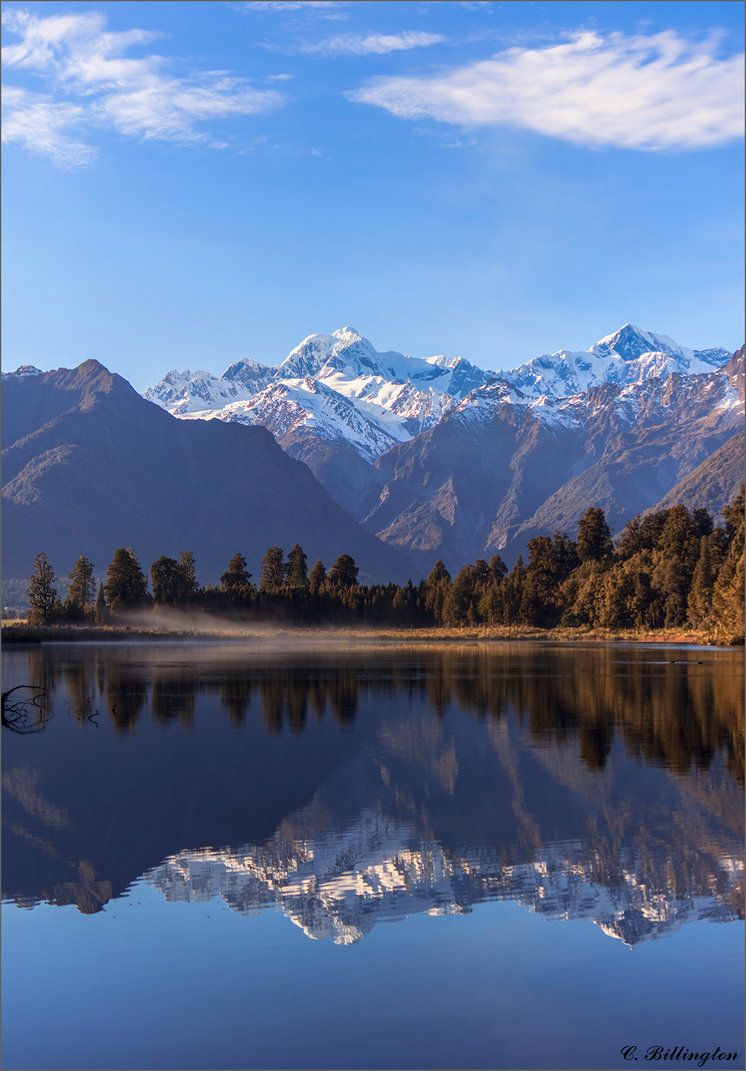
left=711, top=485, right=745, bottom=641
left=722, top=484, right=744, bottom=545
left=503, top=554, right=525, bottom=623
left=151, top=556, right=184, bottom=605
left=28, top=553, right=61, bottom=625
left=286, top=544, right=308, bottom=589
left=488, top=555, right=508, bottom=580
left=577, top=507, right=614, bottom=562
left=597, top=568, right=633, bottom=628
left=65, top=555, right=95, bottom=619
left=687, top=535, right=715, bottom=627
left=443, top=565, right=477, bottom=626
left=104, top=548, right=149, bottom=613
left=95, top=582, right=108, bottom=625
left=520, top=534, right=576, bottom=626
left=221, top=553, right=252, bottom=594
left=653, top=507, right=699, bottom=626
left=478, top=580, right=502, bottom=624
left=327, top=554, right=359, bottom=588
left=425, top=561, right=451, bottom=624
left=178, top=551, right=199, bottom=601
left=308, top=560, right=326, bottom=594
left=260, top=546, right=285, bottom=592
left=692, top=508, right=714, bottom=538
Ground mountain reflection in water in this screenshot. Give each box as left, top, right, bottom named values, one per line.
left=2, top=643, right=743, bottom=947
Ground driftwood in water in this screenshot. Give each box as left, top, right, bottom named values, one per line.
left=1, top=685, right=52, bottom=733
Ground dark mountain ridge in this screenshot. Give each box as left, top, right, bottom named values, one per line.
left=2, top=360, right=414, bottom=585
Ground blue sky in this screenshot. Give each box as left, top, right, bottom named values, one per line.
left=2, top=0, right=743, bottom=390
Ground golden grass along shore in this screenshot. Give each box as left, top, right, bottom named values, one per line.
left=2, top=619, right=740, bottom=646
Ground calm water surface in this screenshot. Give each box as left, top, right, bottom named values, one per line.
left=2, top=642, right=743, bottom=1070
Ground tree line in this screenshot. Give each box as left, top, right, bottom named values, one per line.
left=26, top=488, right=744, bottom=640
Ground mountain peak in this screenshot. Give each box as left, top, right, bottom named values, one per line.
left=6, top=364, right=43, bottom=378
left=590, top=323, right=679, bottom=361
left=589, top=324, right=728, bottom=370
left=221, top=357, right=274, bottom=387
left=279, top=327, right=378, bottom=379
left=331, top=326, right=363, bottom=341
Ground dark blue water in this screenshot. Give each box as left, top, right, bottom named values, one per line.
left=2, top=642, right=743, bottom=1070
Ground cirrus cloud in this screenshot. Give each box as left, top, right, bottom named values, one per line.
left=1, top=85, right=96, bottom=169
left=2, top=7, right=285, bottom=167
left=228, top=1, right=347, bottom=18
left=299, top=31, right=446, bottom=57
left=348, top=30, right=744, bottom=151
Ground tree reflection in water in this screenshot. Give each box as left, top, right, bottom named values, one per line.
left=15, top=644, right=741, bottom=778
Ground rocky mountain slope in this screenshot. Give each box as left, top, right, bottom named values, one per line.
left=1, top=360, right=413, bottom=584
left=649, top=431, right=744, bottom=518
left=366, top=349, right=743, bottom=570
left=647, top=344, right=744, bottom=518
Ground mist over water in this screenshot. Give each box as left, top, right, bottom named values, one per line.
left=2, top=641, right=743, bottom=1069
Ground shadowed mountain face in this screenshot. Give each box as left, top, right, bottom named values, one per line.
left=648, top=431, right=745, bottom=519
left=1, top=361, right=413, bottom=584
left=3, top=644, right=742, bottom=945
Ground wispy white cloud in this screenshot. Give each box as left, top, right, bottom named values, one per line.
left=230, top=1, right=346, bottom=17
left=94, top=77, right=282, bottom=143
left=349, top=30, right=744, bottom=151
left=299, top=31, right=445, bottom=57
left=2, top=9, right=160, bottom=88
left=453, top=1, right=497, bottom=10
left=238, top=1, right=339, bottom=8
left=2, top=7, right=285, bottom=166
left=1, top=85, right=96, bottom=168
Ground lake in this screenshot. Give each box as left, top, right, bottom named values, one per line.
left=2, top=641, right=743, bottom=1070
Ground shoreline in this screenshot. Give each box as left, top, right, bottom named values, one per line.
left=2, top=620, right=741, bottom=648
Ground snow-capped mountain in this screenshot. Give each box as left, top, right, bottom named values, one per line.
left=146, top=358, right=275, bottom=415
left=3, top=364, right=43, bottom=378
left=184, top=377, right=406, bottom=462
left=502, top=324, right=729, bottom=401
left=145, top=327, right=492, bottom=463
left=591, top=323, right=728, bottom=365
left=451, top=340, right=741, bottom=433
left=145, top=323, right=730, bottom=455
left=275, top=326, right=492, bottom=398
left=144, top=326, right=505, bottom=494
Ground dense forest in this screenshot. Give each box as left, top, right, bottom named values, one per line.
left=25, top=489, right=745, bottom=642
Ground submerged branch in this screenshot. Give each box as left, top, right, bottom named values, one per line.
left=1, top=685, right=53, bottom=734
